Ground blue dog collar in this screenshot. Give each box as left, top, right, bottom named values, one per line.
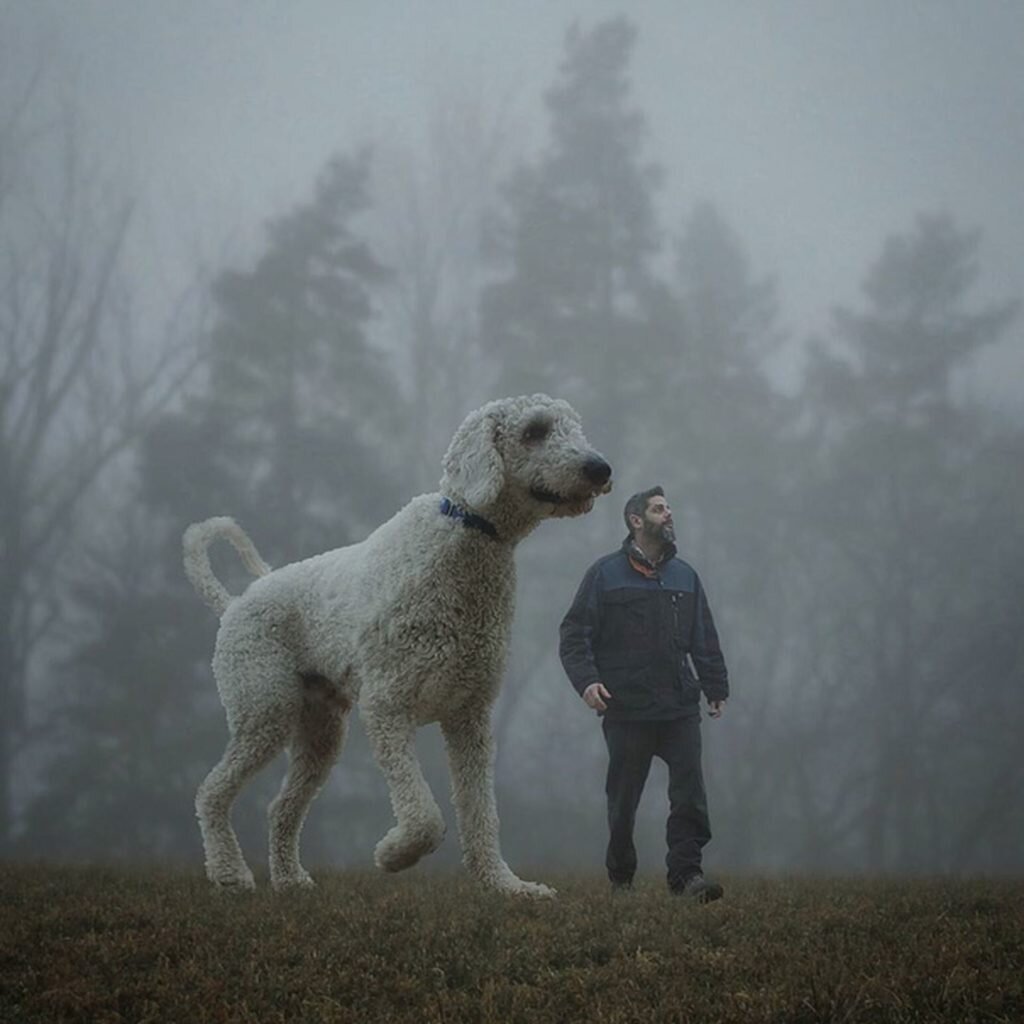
left=439, top=497, right=498, bottom=539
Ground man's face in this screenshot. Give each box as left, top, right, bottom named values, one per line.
left=637, top=495, right=674, bottom=545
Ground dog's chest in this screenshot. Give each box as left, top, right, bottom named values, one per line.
left=394, top=584, right=509, bottom=664
left=367, top=566, right=513, bottom=688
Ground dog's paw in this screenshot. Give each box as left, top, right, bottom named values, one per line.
left=209, top=870, right=256, bottom=893
left=271, top=870, right=315, bottom=892
left=522, top=880, right=558, bottom=899
left=374, top=828, right=423, bottom=872
left=480, top=865, right=557, bottom=899
left=502, top=878, right=557, bottom=899
left=375, top=823, right=444, bottom=872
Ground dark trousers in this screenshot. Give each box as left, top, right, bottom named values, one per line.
left=602, top=715, right=710, bottom=889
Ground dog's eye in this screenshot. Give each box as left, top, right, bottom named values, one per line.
left=522, top=421, right=550, bottom=444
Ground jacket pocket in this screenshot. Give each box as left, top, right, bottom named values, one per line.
left=606, top=666, right=659, bottom=715
left=679, top=655, right=702, bottom=700
left=602, top=588, right=651, bottom=650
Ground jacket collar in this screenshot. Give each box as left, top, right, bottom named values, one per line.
left=622, top=536, right=676, bottom=576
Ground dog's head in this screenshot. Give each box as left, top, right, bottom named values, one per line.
left=440, top=395, right=613, bottom=537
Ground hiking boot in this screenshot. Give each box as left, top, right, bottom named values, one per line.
left=672, top=873, right=723, bottom=903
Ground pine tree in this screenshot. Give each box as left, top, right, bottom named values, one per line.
left=481, top=16, right=664, bottom=433
left=658, top=202, right=798, bottom=869
left=205, top=151, right=399, bottom=558
left=796, top=213, right=1020, bottom=870
left=474, top=18, right=669, bottom=782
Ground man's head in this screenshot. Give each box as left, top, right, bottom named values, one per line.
left=623, top=485, right=675, bottom=549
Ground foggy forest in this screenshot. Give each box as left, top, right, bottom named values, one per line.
left=2, top=3, right=1022, bottom=884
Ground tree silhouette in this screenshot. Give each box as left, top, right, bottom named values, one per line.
left=797, top=213, right=1020, bottom=870
left=481, top=16, right=664, bottom=434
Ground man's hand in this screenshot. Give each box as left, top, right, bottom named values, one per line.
left=707, top=699, right=726, bottom=719
left=582, top=682, right=612, bottom=712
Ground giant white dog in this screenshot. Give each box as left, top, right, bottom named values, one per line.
left=184, top=394, right=612, bottom=896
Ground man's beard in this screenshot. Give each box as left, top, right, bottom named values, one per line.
left=642, top=521, right=674, bottom=546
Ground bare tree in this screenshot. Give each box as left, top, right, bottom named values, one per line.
left=0, top=58, right=198, bottom=849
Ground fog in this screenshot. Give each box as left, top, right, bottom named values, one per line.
left=2, top=1, right=1021, bottom=877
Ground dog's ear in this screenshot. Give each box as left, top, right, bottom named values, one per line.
left=441, top=406, right=504, bottom=509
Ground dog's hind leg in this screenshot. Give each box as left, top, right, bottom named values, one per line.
left=362, top=706, right=446, bottom=872
left=267, top=673, right=350, bottom=890
left=196, top=718, right=290, bottom=890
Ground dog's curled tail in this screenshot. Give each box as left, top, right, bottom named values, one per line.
left=183, top=517, right=271, bottom=616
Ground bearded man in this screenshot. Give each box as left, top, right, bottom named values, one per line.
left=559, top=486, right=729, bottom=900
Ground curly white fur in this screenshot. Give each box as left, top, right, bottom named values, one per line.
left=184, top=394, right=612, bottom=897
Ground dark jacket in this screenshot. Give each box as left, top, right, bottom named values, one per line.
left=559, top=539, right=729, bottom=720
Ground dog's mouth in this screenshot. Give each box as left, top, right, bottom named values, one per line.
left=530, top=479, right=613, bottom=517
left=530, top=485, right=569, bottom=505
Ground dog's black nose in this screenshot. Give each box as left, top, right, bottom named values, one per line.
left=582, top=456, right=612, bottom=486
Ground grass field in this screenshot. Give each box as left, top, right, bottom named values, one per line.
left=1, top=864, right=1022, bottom=1023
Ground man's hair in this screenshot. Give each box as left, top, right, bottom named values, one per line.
left=623, top=485, right=664, bottom=535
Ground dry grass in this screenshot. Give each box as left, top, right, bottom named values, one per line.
left=1, top=863, right=1022, bottom=1023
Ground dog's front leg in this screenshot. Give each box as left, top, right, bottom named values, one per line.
left=362, top=709, right=446, bottom=872
left=442, top=712, right=556, bottom=898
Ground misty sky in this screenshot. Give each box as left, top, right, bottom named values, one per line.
left=8, top=0, right=1024, bottom=406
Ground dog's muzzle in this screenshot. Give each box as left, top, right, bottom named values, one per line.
left=531, top=455, right=613, bottom=513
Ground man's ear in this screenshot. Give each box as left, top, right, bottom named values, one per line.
left=440, top=407, right=504, bottom=509
left=628, top=513, right=643, bottom=532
